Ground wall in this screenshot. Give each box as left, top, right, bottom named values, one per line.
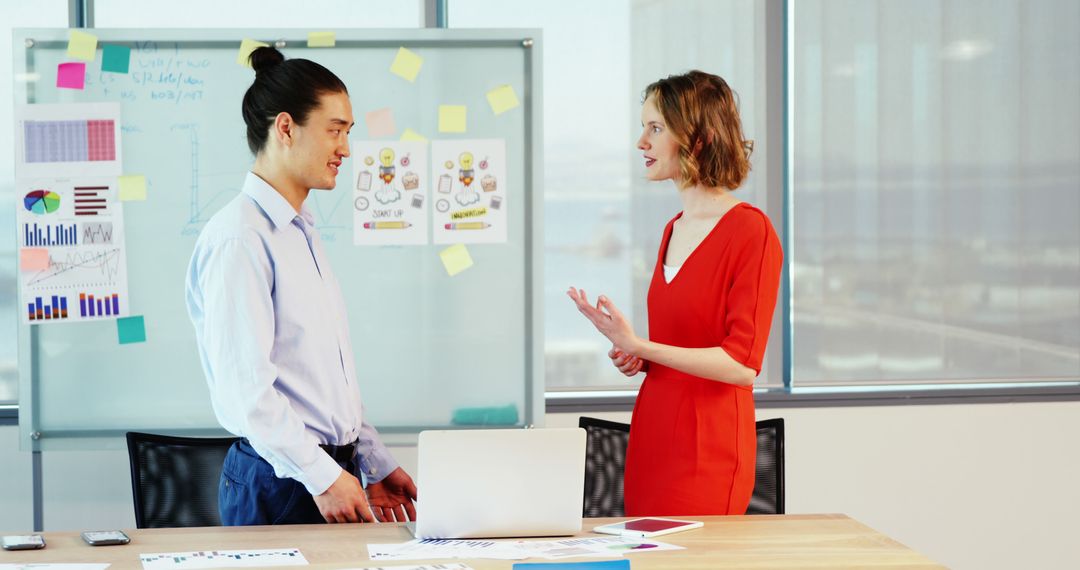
left=2, top=401, right=1078, bottom=569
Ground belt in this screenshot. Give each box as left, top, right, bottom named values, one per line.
left=319, top=440, right=359, bottom=463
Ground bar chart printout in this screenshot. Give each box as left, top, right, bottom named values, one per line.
left=79, top=292, right=121, bottom=318
left=27, top=295, right=70, bottom=321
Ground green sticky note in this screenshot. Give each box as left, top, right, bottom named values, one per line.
left=119, top=175, right=147, bottom=201
left=399, top=128, right=427, bottom=142
left=117, top=316, right=146, bottom=345
left=101, top=44, right=131, bottom=74
left=439, top=244, right=473, bottom=276
left=389, top=47, right=423, bottom=82
left=307, top=31, right=336, bottom=48
left=67, top=30, right=98, bottom=61
left=237, top=38, right=269, bottom=67
left=486, top=84, right=520, bottom=115
left=438, top=105, right=467, bottom=133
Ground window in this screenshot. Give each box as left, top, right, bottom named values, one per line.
left=791, top=0, right=1080, bottom=387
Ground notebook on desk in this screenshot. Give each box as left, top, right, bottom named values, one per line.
left=406, top=427, right=587, bottom=539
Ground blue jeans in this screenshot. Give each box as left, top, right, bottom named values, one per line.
left=218, top=439, right=361, bottom=526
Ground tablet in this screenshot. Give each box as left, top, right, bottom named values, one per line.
left=592, top=517, right=704, bottom=538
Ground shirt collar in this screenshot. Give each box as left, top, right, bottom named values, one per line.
left=241, top=172, right=316, bottom=230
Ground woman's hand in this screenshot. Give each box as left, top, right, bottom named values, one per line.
left=567, top=287, right=642, bottom=355
left=609, top=346, right=647, bottom=377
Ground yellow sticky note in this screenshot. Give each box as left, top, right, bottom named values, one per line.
left=439, top=105, right=467, bottom=133
left=439, top=244, right=474, bottom=277
left=67, top=30, right=98, bottom=62
left=400, top=128, right=428, bottom=142
left=390, top=47, right=423, bottom=82
left=307, top=31, right=336, bottom=48
left=237, top=38, right=269, bottom=67
left=486, top=85, right=520, bottom=115
left=119, top=175, right=147, bottom=201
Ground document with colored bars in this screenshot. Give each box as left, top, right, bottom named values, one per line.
left=14, top=103, right=131, bottom=325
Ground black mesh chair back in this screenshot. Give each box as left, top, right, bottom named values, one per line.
left=579, top=416, right=630, bottom=517
left=125, top=431, right=239, bottom=528
left=747, top=417, right=785, bottom=515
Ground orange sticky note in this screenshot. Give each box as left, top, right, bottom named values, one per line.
left=486, top=85, right=520, bottom=115
left=438, top=105, right=467, bottom=133
left=237, top=38, right=269, bottom=67
left=439, top=244, right=474, bottom=277
left=390, top=47, right=423, bottom=82
left=20, top=248, right=49, bottom=271
left=365, top=107, right=396, bottom=138
left=67, top=30, right=98, bottom=61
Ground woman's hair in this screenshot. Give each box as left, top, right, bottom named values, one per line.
left=241, top=46, right=348, bottom=155
left=643, top=70, right=753, bottom=190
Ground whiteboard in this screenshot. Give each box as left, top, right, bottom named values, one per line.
left=13, top=28, right=544, bottom=450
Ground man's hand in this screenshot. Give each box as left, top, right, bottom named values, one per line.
left=366, top=467, right=418, bottom=522
left=312, top=469, right=377, bottom=523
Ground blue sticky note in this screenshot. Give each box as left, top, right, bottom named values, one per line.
left=513, top=561, right=630, bottom=570
left=117, top=316, right=146, bottom=345
left=101, top=44, right=131, bottom=74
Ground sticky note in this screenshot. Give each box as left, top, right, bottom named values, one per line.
left=438, top=105, right=467, bottom=133
left=20, top=248, right=49, bottom=271
left=439, top=244, right=474, bottom=277
left=119, top=175, right=147, bottom=201
left=400, top=128, right=427, bottom=142
left=117, top=316, right=146, bottom=345
left=365, top=107, right=396, bottom=138
left=389, top=47, right=423, bottom=82
left=101, top=44, right=131, bottom=74
left=56, top=62, right=86, bottom=90
left=308, top=31, right=336, bottom=48
left=67, top=30, right=98, bottom=61
left=237, top=38, right=269, bottom=67
left=487, top=84, right=520, bottom=115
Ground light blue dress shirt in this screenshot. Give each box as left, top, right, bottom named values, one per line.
left=186, top=172, right=398, bottom=495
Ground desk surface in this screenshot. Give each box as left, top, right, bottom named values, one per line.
left=1, top=514, right=942, bottom=569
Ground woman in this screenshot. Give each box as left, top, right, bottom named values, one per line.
left=186, top=46, right=416, bottom=525
left=568, top=70, right=782, bottom=516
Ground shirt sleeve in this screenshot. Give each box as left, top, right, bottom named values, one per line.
left=718, top=214, right=784, bottom=375
left=354, top=405, right=401, bottom=485
left=190, top=233, right=342, bottom=495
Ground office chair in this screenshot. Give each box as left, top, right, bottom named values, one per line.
left=579, top=416, right=631, bottom=517
left=125, top=431, right=239, bottom=528
left=579, top=416, right=785, bottom=516
left=747, top=417, right=786, bottom=515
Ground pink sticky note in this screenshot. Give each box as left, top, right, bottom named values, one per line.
left=20, top=248, right=49, bottom=271
left=57, top=62, right=86, bottom=89
left=366, top=107, right=397, bottom=138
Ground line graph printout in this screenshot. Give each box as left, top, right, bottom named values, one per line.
left=15, top=102, right=122, bottom=179
left=16, top=177, right=130, bottom=325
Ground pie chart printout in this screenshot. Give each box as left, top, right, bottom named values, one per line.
left=24, top=190, right=61, bottom=215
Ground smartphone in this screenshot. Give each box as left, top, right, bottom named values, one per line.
left=2, top=535, right=46, bottom=550
left=592, top=517, right=704, bottom=538
left=81, top=530, right=130, bottom=546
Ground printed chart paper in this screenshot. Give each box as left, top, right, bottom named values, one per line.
left=15, top=103, right=123, bottom=179
left=431, top=139, right=507, bottom=245
left=140, top=548, right=308, bottom=569
left=352, top=141, right=429, bottom=246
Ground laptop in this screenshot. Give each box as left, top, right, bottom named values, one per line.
left=406, top=427, right=586, bottom=539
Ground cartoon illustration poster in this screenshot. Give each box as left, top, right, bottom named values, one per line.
left=352, top=141, right=429, bottom=246
left=430, top=139, right=507, bottom=245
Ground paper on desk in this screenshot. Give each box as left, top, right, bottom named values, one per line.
left=368, top=539, right=528, bottom=561
left=548, top=536, right=684, bottom=555
left=139, top=548, right=307, bottom=569
left=0, top=561, right=110, bottom=565
left=341, top=564, right=474, bottom=570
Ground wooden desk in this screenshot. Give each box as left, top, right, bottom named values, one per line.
left=1, top=514, right=942, bottom=569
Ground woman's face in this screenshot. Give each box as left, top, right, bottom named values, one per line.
left=286, top=91, right=353, bottom=191
left=637, top=94, right=680, bottom=183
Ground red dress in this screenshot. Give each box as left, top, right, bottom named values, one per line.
left=624, top=203, right=783, bottom=516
